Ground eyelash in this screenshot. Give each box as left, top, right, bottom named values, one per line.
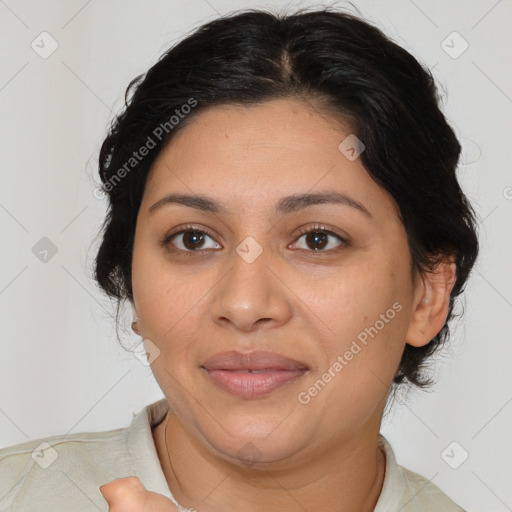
left=160, top=223, right=349, bottom=257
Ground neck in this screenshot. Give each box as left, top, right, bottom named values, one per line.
left=153, top=412, right=386, bottom=512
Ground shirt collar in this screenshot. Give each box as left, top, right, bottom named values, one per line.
left=127, top=398, right=177, bottom=504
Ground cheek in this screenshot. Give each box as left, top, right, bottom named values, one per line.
left=302, top=259, right=403, bottom=339
left=134, top=263, right=210, bottom=344
left=298, top=253, right=411, bottom=384
left=131, top=250, right=229, bottom=390
left=294, top=271, right=409, bottom=430
left=132, top=257, right=210, bottom=404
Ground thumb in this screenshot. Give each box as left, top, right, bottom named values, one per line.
left=100, top=476, right=178, bottom=511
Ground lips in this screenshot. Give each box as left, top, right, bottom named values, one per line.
left=201, top=350, right=309, bottom=371
left=201, top=350, right=309, bottom=399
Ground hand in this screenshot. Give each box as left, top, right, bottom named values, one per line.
left=100, top=476, right=179, bottom=511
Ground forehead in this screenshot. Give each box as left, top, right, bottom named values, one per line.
left=142, top=99, right=399, bottom=220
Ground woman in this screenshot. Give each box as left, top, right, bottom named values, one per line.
left=0, top=7, right=478, bottom=511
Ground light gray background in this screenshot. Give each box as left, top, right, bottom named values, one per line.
left=1, top=1, right=511, bottom=510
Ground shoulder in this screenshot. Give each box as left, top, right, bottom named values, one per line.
left=398, top=465, right=466, bottom=511
left=0, top=399, right=171, bottom=512
left=376, top=435, right=466, bottom=511
left=0, top=425, right=134, bottom=511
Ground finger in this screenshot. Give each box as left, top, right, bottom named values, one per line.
left=100, top=476, right=146, bottom=511
left=100, top=476, right=178, bottom=511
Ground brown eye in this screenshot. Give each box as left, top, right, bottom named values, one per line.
left=168, top=230, right=220, bottom=251
left=303, top=232, right=329, bottom=250
left=180, top=231, right=207, bottom=250
left=292, top=225, right=348, bottom=253
left=161, top=225, right=221, bottom=255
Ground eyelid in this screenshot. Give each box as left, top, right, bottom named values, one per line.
left=164, top=223, right=219, bottom=241
left=293, top=223, right=347, bottom=240
left=290, top=223, right=349, bottom=251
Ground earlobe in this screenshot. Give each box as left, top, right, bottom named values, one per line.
left=132, top=319, right=140, bottom=335
left=405, top=260, right=457, bottom=348
left=131, top=307, right=141, bottom=336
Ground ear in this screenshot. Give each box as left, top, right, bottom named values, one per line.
left=131, top=304, right=141, bottom=336
left=405, top=258, right=457, bottom=348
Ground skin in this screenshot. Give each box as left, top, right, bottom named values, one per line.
left=100, top=477, right=177, bottom=511
left=101, top=98, right=456, bottom=512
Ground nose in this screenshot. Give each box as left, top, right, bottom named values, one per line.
left=209, top=241, right=293, bottom=333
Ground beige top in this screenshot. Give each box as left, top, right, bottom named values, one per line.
left=0, top=398, right=465, bottom=511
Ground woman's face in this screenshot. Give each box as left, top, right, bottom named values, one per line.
left=131, top=98, right=425, bottom=467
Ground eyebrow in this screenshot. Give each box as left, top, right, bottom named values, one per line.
left=148, top=190, right=372, bottom=218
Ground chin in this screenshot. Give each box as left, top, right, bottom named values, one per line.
left=214, top=437, right=304, bottom=470
left=196, top=415, right=308, bottom=467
